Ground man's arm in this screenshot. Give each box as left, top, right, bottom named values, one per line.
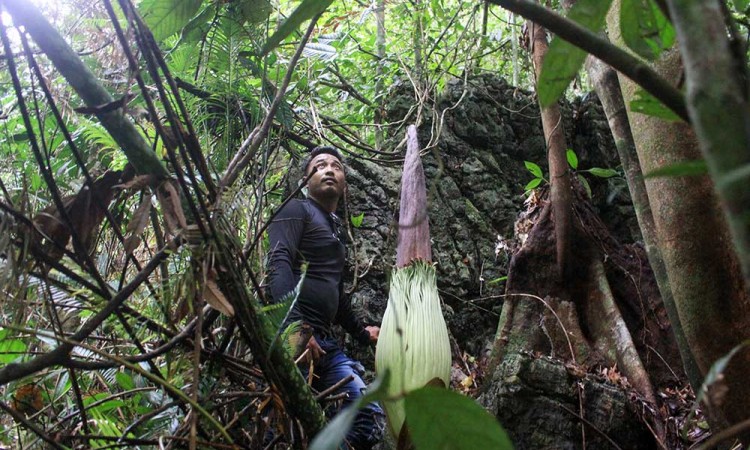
left=267, top=200, right=306, bottom=303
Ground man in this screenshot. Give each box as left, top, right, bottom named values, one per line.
left=266, top=146, right=384, bottom=449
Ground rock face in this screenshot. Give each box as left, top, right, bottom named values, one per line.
left=479, top=352, right=655, bottom=450
left=341, top=74, right=636, bottom=356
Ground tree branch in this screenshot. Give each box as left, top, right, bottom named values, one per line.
left=2, top=0, right=168, bottom=177
left=485, top=0, right=689, bottom=122
left=0, top=238, right=177, bottom=385
left=220, top=15, right=323, bottom=190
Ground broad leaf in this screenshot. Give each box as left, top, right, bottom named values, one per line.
left=0, top=335, right=27, bottom=364
left=404, top=387, right=514, bottom=450
left=302, top=42, right=338, bottom=61
left=524, top=161, right=543, bottom=179
left=351, top=212, right=364, bottom=228
left=260, top=0, right=335, bottom=56
left=139, top=0, right=203, bottom=42
left=586, top=167, right=619, bottom=178
left=308, top=371, right=390, bottom=450
left=699, top=341, right=750, bottom=400
left=116, top=372, right=135, bottom=391
left=177, top=4, right=217, bottom=44
left=644, top=160, right=707, bottom=178
left=620, top=0, right=675, bottom=61
left=525, top=178, right=542, bottom=191
left=577, top=174, right=592, bottom=199
left=275, top=97, right=295, bottom=129
left=538, top=0, right=613, bottom=107
left=566, top=149, right=579, bottom=169
left=734, top=0, right=750, bottom=12
left=630, top=88, right=682, bottom=122
left=682, top=340, right=750, bottom=439
left=237, top=0, right=273, bottom=24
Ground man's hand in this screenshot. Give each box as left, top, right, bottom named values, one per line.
left=365, top=325, right=380, bottom=344
left=305, top=335, right=326, bottom=362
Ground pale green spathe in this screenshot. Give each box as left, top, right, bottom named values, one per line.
left=375, top=260, right=451, bottom=438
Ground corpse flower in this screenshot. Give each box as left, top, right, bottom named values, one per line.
left=375, top=125, right=451, bottom=439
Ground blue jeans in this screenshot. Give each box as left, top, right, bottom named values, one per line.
left=302, top=336, right=385, bottom=450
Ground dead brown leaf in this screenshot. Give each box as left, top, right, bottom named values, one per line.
left=156, top=180, right=188, bottom=235
left=114, top=174, right=157, bottom=192
left=123, top=193, right=153, bottom=254
left=32, top=169, right=125, bottom=263
left=203, top=277, right=234, bottom=317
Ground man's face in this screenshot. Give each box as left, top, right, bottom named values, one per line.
left=306, top=153, right=346, bottom=203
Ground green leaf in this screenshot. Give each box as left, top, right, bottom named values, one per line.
left=620, top=0, right=675, bottom=61
left=0, top=336, right=27, bottom=364
left=275, top=99, right=295, bottom=129
left=586, top=167, right=619, bottom=178
left=644, top=160, right=707, bottom=178
left=734, top=0, right=750, bottom=12
left=404, top=387, right=514, bottom=450
left=525, top=178, right=542, bottom=191
left=487, top=276, right=508, bottom=285
left=237, top=0, right=273, bottom=24
left=116, top=372, right=135, bottom=391
left=577, top=174, right=592, bottom=199
left=309, top=371, right=390, bottom=450
left=630, top=88, right=682, bottom=122
left=538, top=0, right=613, bottom=106
left=699, top=341, right=750, bottom=399
left=566, top=149, right=578, bottom=169
left=682, top=340, right=750, bottom=440
left=139, top=0, right=203, bottom=42
left=524, top=161, right=543, bottom=179
left=260, top=0, right=334, bottom=56
left=177, top=4, right=217, bottom=44
left=351, top=212, right=364, bottom=228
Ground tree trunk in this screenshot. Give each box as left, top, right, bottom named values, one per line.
left=608, top=0, right=750, bottom=430
left=665, top=0, right=750, bottom=289
left=528, top=16, right=573, bottom=282
left=584, top=55, right=702, bottom=389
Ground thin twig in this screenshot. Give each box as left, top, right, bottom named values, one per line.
left=314, top=375, right=355, bottom=400
left=220, top=13, right=323, bottom=190
left=558, top=403, right=624, bottom=450
left=696, top=417, right=750, bottom=450
left=0, top=237, right=179, bottom=385
left=0, top=400, right=65, bottom=450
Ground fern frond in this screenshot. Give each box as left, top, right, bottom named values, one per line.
left=302, top=43, right=337, bottom=61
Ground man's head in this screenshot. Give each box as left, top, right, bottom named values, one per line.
left=302, top=146, right=346, bottom=211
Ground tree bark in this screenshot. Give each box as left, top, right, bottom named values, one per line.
left=584, top=55, right=702, bottom=389
left=664, top=0, right=750, bottom=295
left=608, top=0, right=750, bottom=430
left=585, top=260, right=657, bottom=407
left=528, top=17, right=573, bottom=282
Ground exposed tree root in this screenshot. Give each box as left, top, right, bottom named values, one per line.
left=489, top=185, right=681, bottom=447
